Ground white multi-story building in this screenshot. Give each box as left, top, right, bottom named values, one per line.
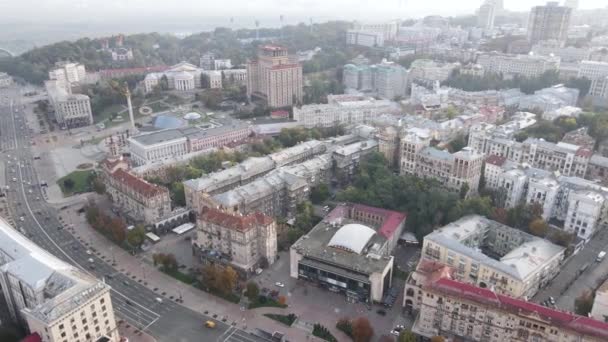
left=527, top=2, right=572, bottom=44
left=45, top=80, right=93, bottom=129
left=346, top=30, right=384, bottom=47
left=247, top=45, right=303, bottom=108
left=578, top=60, right=608, bottom=80
left=203, top=70, right=222, bottom=89
left=476, top=52, right=560, bottom=79
left=213, top=59, right=232, bottom=70
left=0, top=217, right=119, bottom=342
left=0, top=72, right=13, bottom=87
left=532, top=41, right=590, bottom=62
left=195, top=207, right=277, bottom=273
left=293, top=94, right=397, bottom=128
left=48, top=61, right=86, bottom=87
left=222, top=69, right=247, bottom=86
left=409, top=59, right=458, bottom=83
left=589, top=76, right=608, bottom=107
left=143, top=62, right=203, bottom=93
left=343, top=59, right=407, bottom=99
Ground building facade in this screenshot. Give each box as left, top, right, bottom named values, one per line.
left=476, top=52, right=560, bottom=79
left=412, top=278, right=608, bottom=342
left=527, top=2, right=572, bottom=44
left=0, top=72, right=13, bottom=87
left=45, top=80, right=94, bottom=129
left=143, top=62, right=203, bottom=93
left=0, top=217, right=119, bottom=342
left=247, top=45, right=303, bottom=108
left=100, top=158, right=172, bottom=224
left=195, top=207, right=277, bottom=273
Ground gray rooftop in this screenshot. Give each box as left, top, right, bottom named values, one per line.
left=0, top=217, right=109, bottom=324
left=425, top=215, right=564, bottom=280
left=130, top=118, right=250, bottom=146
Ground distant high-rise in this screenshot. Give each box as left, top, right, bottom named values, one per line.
left=527, top=2, right=572, bottom=44
left=478, top=0, right=497, bottom=31
left=247, top=45, right=303, bottom=108
left=564, top=0, right=579, bottom=10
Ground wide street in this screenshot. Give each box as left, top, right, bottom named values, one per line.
left=0, top=85, right=272, bottom=342
left=534, top=225, right=608, bottom=311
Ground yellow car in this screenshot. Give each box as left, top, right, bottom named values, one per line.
left=204, top=321, right=216, bottom=329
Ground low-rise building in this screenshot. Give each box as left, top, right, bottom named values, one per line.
left=203, top=70, right=222, bottom=89
left=518, top=85, right=579, bottom=113
left=0, top=72, right=13, bottom=87
left=532, top=40, right=590, bottom=62
left=409, top=59, right=458, bottom=83
left=128, top=118, right=251, bottom=166
left=195, top=207, right=277, bottom=273
left=143, top=62, right=203, bottom=93
left=412, top=277, right=608, bottom=342
left=346, top=30, right=384, bottom=48
left=0, top=217, right=119, bottom=342
left=561, top=127, right=595, bottom=150
left=293, top=94, right=398, bottom=128
left=333, top=139, right=378, bottom=185
left=290, top=203, right=405, bottom=302
left=100, top=158, right=172, bottom=224
left=420, top=215, right=565, bottom=299
left=222, top=69, right=247, bottom=86
left=476, top=52, right=560, bottom=79
left=48, top=61, right=86, bottom=90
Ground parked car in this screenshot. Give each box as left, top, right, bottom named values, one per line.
left=274, top=282, right=285, bottom=288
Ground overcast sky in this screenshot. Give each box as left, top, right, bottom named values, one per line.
left=1, top=0, right=607, bottom=23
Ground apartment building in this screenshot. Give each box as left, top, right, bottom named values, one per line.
left=477, top=0, right=497, bottom=31
left=292, top=94, right=397, bottom=128
left=195, top=207, right=277, bottom=273
left=527, top=2, right=572, bottom=44
left=0, top=217, right=119, bottom=342
left=183, top=140, right=327, bottom=212
left=44, top=80, right=93, bottom=129
left=476, top=52, right=560, bottom=79
left=589, top=76, right=608, bottom=108
left=343, top=60, right=408, bottom=100
left=48, top=61, right=86, bottom=90
left=100, top=158, right=171, bottom=224
left=128, top=118, right=251, bottom=166
left=531, top=41, right=590, bottom=62
left=247, top=45, right=303, bottom=108
left=412, top=278, right=608, bottom=342
left=409, top=59, right=458, bottom=83
left=333, top=140, right=379, bottom=185
left=377, top=126, right=400, bottom=168
left=484, top=156, right=608, bottom=240
left=400, top=130, right=483, bottom=196
left=420, top=215, right=565, bottom=299
left=578, top=60, right=608, bottom=80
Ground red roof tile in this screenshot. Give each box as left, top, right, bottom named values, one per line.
left=485, top=154, right=507, bottom=166
left=200, top=207, right=273, bottom=232
left=429, top=278, right=608, bottom=340
left=576, top=148, right=593, bottom=158
left=351, top=203, right=406, bottom=239
left=111, top=169, right=168, bottom=198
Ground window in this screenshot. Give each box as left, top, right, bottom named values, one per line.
left=100, top=298, right=105, bottom=304
left=74, top=333, right=78, bottom=338
left=59, top=324, right=65, bottom=330
left=82, top=319, right=87, bottom=325
left=61, top=332, right=66, bottom=337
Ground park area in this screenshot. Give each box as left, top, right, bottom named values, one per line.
left=57, top=170, right=95, bottom=196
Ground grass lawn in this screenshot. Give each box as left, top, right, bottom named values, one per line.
left=94, top=104, right=125, bottom=124
left=263, top=313, right=297, bottom=327
left=148, top=101, right=171, bottom=112
left=249, top=295, right=288, bottom=309
left=162, top=268, right=196, bottom=285
left=57, top=170, right=95, bottom=196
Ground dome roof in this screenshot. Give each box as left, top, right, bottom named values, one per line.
left=183, top=112, right=202, bottom=120
left=328, top=223, right=375, bottom=254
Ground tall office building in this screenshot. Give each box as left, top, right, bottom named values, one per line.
left=527, top=2, right=572, bottom=44
left=478, top=0, right=497, bottom=31
left=246, top=45, right=303, bottom=108
left=564, top=0, right=579, bottom=10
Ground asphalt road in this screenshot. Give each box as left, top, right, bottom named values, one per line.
left=0, top=86, right=271, bottom=342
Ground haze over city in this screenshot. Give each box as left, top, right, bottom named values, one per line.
left=1, top=1, right=608, bottom=342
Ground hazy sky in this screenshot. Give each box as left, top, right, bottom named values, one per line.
left=1, top=0, right=607, bottom=23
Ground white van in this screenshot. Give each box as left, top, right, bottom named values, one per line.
left=155, top=297, right=163, bottom=303
left=597, top=251, right=606, bottom=262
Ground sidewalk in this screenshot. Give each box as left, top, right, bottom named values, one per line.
left=118, top=321, right=157, bottom=342
left=59, top=206, right=351, bottom=341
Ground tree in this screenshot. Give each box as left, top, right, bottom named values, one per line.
left=92, top=177, right=106, bottom=194
left=170, top=182, right=186, bottom=207
left=459, top=183, right=470, bottom=199
left=160, top=253, right=178, bottom=272
left=63, top=178, right=75, bottom=190
left=528, top=218, right=548, bottom=237
left=574, top=291, right=594, bottom=316
left=310, top=184, right=330, bottom=204
left=109, top=218, right=127, bottom=243
left=400, top=330, right=417, bottom=342
left=430, top=337, right=446, bottom=342
left=246, top=281, right=259, bottom=302
left=351, top=317, right=374, bottom=342
left=201, top=264, right=220, bottom=289
left=220, top=266, right=238, bottom=294
left=126, top=224, right=146, bottom=248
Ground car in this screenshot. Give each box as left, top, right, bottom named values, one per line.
left=204, top=321, right=216, bottom=329
left=88, top=258, right=94, bottom=263
left=390, top=330, right=400, bottom=336
left=19, top=216, right=24, bottom=222
left=11, top=177, right=16, bottom=182
left=549, top=297, right=555, bottom=305
left=105, top=274, right=113, bottom=279
left=155, top=297, right=163, bottom=304
left=57, top=226, right=63, bottom=230
left=123, top=281, right=129, bottom=286
left=376, top=309, right=386, bottom=316
left=274, top=282, right=285, bottom=288
left=86, top=250, right=92, bottom=255
left=28, top=189, right=32, bottom=194
left=126, top=300, right=133, bottom=305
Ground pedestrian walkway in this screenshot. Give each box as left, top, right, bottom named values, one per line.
left=59, top=206, right=351, bottom=341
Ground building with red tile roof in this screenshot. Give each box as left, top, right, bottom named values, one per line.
left=194, top=207, right=277, bottom=273
left=100, top=158, right=171, bottom=224
left=413, top=277, right=608, bottom=342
